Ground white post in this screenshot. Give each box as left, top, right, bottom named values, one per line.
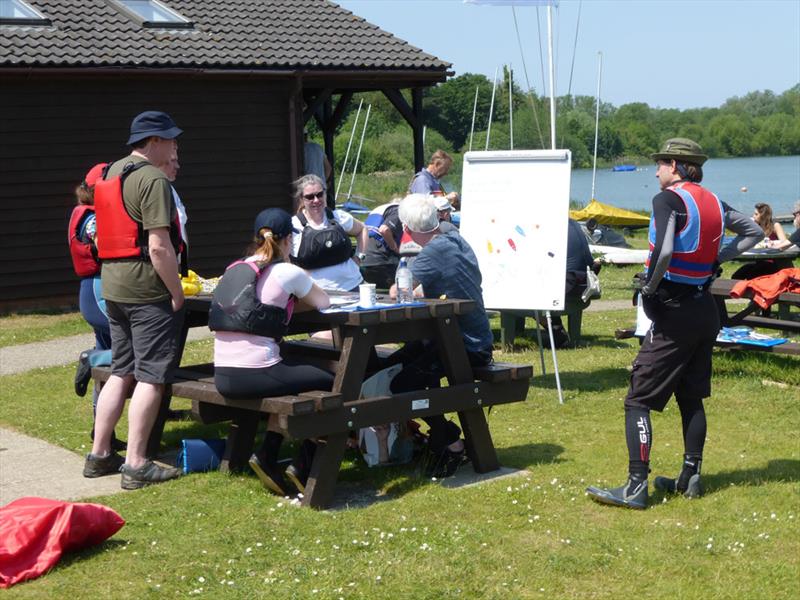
left=591, top=52, right=603, bottom=201
left=346, top=103, right=371, bottom=202
left=486, top=66, right=499, bottom=151
left=508, top=64, right=514, bottom=150
left=547, top=4, right=556, bottom=150
left=335, top=99, right=363, bottom=202
left=545, top=311, right=564, bottom=404
left=469, top=85, right=479, bottom=152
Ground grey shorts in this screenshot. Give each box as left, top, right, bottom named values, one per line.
left=107, top=299, right=183, bottom=384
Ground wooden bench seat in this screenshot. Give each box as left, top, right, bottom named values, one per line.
left=90, top=356, right=534, bottom=477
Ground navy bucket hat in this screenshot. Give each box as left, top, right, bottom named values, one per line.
left=127, top=111, right=183, bottom=145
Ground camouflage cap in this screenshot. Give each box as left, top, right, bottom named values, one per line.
left=650, top=137, right=708, bottom=166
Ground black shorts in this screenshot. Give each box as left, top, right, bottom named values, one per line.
left=625, top=291, right=719, bottom=411
left=107, top=299, right=183, bottom=385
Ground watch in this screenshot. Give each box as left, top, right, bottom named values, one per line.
left=357, top=252, right=367, bottom=260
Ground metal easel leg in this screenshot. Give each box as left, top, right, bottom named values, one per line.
left=545, top=310, right=564, bottom=404
left=533, top=310, right=546, bottom=375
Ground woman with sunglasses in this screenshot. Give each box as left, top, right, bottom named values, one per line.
left=290, top=174, right=368, bottom=292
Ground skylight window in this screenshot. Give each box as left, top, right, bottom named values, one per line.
left=111, top=0, right=192, bottom=29
left=0, top=0, right=51, bottom=25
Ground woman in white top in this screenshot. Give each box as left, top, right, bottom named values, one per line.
left=213, top=207, right=331, bottom=496
left=290, top=174, right=368, bottom=291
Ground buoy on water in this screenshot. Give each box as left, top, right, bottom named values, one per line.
left=740, top=186, right=748, bottom=192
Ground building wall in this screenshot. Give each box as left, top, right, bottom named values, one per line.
left=0, top=74, right=298, bottom=310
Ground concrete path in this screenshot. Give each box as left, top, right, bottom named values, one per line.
left=0, top=428, right=124, bottom=504
left=0, top=328, right=212, bottom=503
left=0, top=328, right=213, bottom=376
left=0, top=301, right=631, bottom=504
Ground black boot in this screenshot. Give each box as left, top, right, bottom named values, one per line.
left=586, top=477, right=648, bottom=510
left=285, top=439, right=316, bottom=494
left=249, top=431, right=292, bottom=496
left=75, top=351, right=92, bottom=397
left=655, top=455, right=703, bottom=498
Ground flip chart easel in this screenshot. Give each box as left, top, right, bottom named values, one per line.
left=459, top=149, right=572, bottom=403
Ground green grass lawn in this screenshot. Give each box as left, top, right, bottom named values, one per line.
left=0, top=311, right=90, bottom=348
left=1, top=311, right=798, bottom=598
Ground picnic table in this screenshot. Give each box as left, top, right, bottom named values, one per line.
left=94, top=294, right=531, bottom=509
left=710, top=277, right=799, bottom=355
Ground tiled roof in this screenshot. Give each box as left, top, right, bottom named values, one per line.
left=0, top=0, right=451, bottom=71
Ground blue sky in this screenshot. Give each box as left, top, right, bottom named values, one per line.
left=335, top=0, right=800, bottom=110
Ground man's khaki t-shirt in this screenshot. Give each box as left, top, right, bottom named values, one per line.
left=100, top=155, right=176, bottom=304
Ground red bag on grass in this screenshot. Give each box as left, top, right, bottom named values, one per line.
left=0, top=497, right=125, bottom=588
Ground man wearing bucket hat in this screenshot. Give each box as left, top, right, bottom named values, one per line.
left=586, top=138, right=762, bottom=510
left=85, top=110, right=186, bottom=489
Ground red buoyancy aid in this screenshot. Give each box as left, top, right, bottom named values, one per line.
left=646, top=181, right=724, bottom=286
left=68, top=204, right=100, bottom=277
left=94, top=161, right=183, bottom=262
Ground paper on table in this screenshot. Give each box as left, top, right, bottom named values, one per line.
left=634, top=296, right=652, bottom=336
left=321, top=301, right=427, bottom=313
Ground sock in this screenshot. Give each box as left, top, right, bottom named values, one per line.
left=625, top=406, right=652, bottom=482
left=259, top=431, right=284, bottom=465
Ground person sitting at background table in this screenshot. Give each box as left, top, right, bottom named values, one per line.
left=731, top=202, right=792, bottom=280
left=766, top=200, right=800, bottom=251
left=361, top=197, right=403, bottom=290
left=68, top=163, right=125, bottom=451
left=408, top=150, right=460, bottom=210
left=387, top=193, right=494, bottom=478
left=539, top=218, right=602, bottom=349
left=213, top=208, right=332, bottom=496
left=290, top=174, right=368, bottom=292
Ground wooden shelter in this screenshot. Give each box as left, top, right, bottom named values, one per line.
left=0, top=0, right=450, bottom=309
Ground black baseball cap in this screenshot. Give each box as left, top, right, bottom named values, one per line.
left=127, top=111, right=183, bottom=145
left=253, top=208, right=298, bottom=239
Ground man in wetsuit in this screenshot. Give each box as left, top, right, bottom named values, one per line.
left=586, top=138, right=763, bottom=509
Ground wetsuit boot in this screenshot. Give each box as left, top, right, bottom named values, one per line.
left=586, top=406, right=651, bottom=510
left=655, top=455, right=703, bottom=498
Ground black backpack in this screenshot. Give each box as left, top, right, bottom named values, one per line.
left=208, top=260, right=290, bottom=340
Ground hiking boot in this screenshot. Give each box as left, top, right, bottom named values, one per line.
left=83, top=452, right=124, bottom=478
left=120, top=460, right=182, bottom=490
left=74, top=351, right=92, bottom=397
left=586, top=478, right=648, bottom=510
left=249, top=453, right=293, bottom=496
left=425, top=447, right=468, bottom=479
left=654, top=473, right=704, bottom=499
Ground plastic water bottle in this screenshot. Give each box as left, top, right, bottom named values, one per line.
left=395, top=258, right=414, bottom=303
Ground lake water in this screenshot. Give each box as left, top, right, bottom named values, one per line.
left=570, top=155, right=800, bottom=219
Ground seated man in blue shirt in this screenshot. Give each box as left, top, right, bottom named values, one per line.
left=541, top=218, right=602, bottom=348
left=408, top=150, right=460, bottom=209
left=388, top=193, right=494, bottom=478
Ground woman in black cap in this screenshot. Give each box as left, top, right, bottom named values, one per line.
left=211, top=208, right=332, bottom=496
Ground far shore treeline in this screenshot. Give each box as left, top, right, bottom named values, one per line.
left=311, top=73, right=799, bottom=184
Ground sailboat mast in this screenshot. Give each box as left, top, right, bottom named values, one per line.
left=508, top=64, right=514, bottom=150
left=546, top=4, right=556, bottom=150
left=591, top=51, right=603, bottom=201
left=486, top=66, right=499, bottom=151
left=468, top=85, right=479, bottom=152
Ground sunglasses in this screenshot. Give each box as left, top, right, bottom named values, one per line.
left=303, top=191, right=325, bottom=201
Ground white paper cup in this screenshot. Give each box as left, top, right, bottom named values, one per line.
left=359, top=283, right=377, bottom=308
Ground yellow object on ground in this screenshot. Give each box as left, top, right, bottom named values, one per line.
left=570, top=199, right=650, bottom=228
